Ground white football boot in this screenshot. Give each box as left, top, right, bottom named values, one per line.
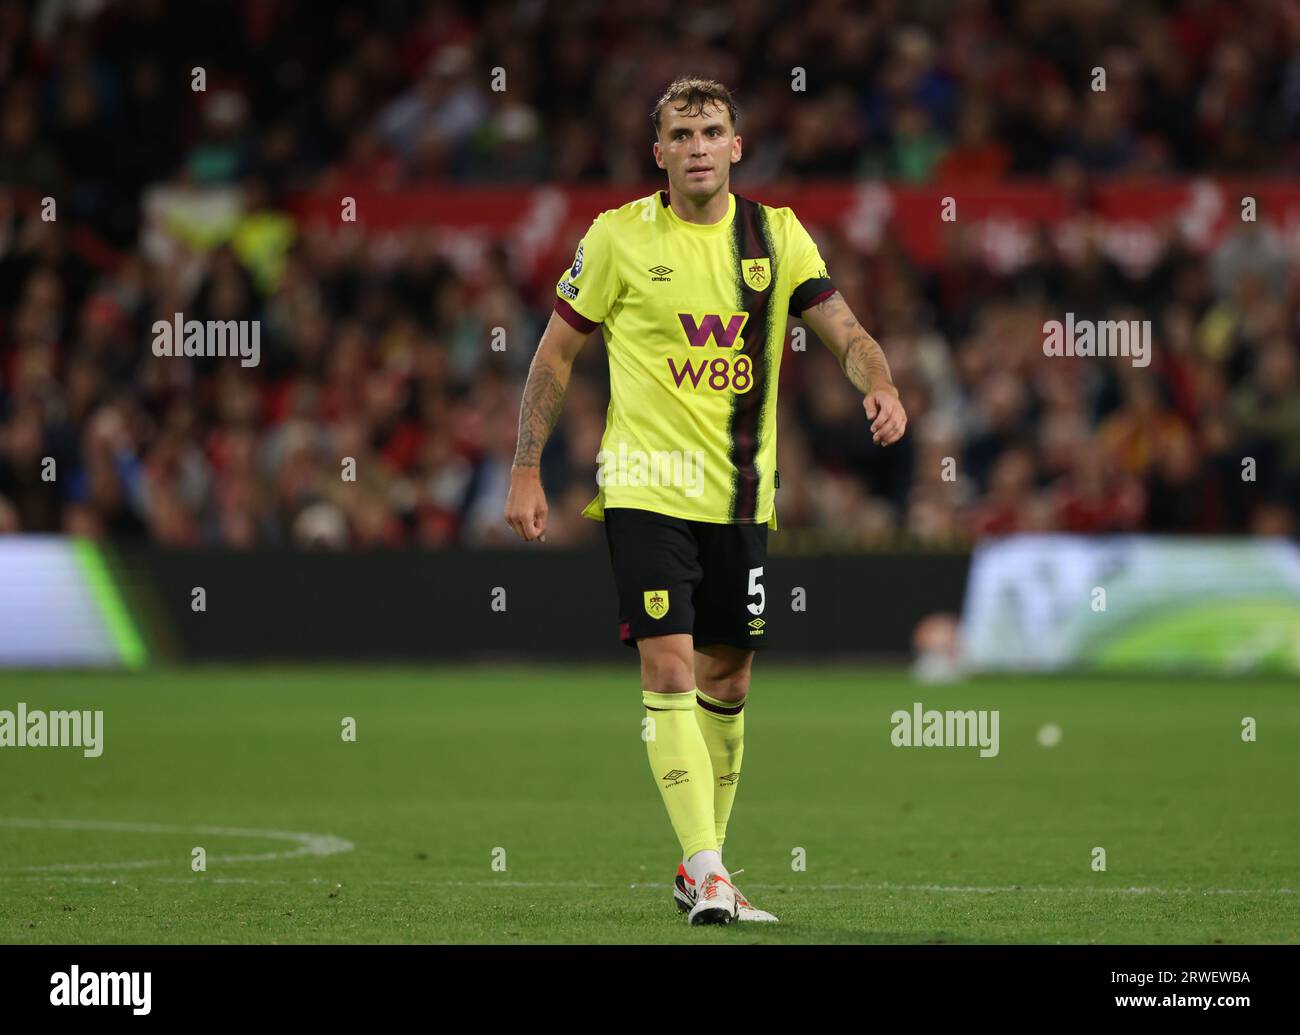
left=676, top=864, right=778, bottom=922
left=686, top=870, right=739, bottom=925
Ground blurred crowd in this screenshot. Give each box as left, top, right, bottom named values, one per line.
left=7, top=0, right=1300, bottom=236
left=1, top=0, right=1298, bottom=547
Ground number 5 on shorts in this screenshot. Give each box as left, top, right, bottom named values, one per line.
left=747, top=566, right=765, bottom=616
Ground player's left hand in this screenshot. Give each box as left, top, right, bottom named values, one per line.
left=864, top=387, right=907, bottom=446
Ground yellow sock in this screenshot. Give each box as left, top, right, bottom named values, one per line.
left=642, top=690, right=717, bottom=858
left=694, top=689, right=745, bottom=849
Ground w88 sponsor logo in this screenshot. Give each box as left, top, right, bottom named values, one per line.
left=668, top=313, right=754, bottom=393
left=668, top=354, right=753, bottom=392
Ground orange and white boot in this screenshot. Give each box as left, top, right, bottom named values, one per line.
left=676, top=863, right=778, bottom=923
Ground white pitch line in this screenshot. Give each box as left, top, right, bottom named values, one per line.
left=0, top=875, right=311, bottom=886
left=628, top=880, right=1297, bottom=896
left=0, top=817, right=353, bottom=872
left=0, top=873, right=1292, bottom=896
left=745, top=881, right=1298, bottom=896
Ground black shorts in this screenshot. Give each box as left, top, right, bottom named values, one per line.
left=603, top=507, right=770, bottom=651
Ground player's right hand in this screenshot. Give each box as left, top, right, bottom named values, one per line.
left=504, top=467, right=549, bottom=542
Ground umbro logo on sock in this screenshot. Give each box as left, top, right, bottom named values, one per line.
left=662, top=769, right=689, bottom=786
left=719, top=772, right=740, bottom=785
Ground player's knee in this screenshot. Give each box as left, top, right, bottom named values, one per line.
left=640, top=652, right=695, bottom=695
left=698, top=669, right=750, bottom=703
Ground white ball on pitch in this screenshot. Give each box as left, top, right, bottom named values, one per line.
left=1037, top=723, right=1062, bottom=748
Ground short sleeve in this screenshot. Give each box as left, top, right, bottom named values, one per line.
left=785, top=212, right=836, bottom=314
left=554, top=213, right=620, bottom=332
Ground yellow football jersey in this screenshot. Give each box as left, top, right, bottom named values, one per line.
left=554, top=190, right=833, bottom=529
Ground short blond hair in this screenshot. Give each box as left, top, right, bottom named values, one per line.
left=651, top=77, right=739, bottom=137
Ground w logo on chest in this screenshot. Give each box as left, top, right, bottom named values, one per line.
left=678, top=313, right=749, bottom=348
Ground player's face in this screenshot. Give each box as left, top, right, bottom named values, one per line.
left=653, top=102, right=742, bottom=201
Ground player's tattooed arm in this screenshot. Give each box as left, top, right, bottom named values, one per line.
left=512, top=357, right=569, bottom=468
left=802, top=291, right=908, bottom=446
left=804, top=291, right=895, bottom=396
left=511, top=309, right=590, bottom=468
left=506, top=310, right=592, bottom=541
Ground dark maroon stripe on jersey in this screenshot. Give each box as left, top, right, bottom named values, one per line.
left=727, top=194, right=774, bottom=523
left=792, top=278, right=836, bottom=313
left=553, top=297, right=598, bottom=333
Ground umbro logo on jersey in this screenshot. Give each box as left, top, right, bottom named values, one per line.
left=649, top=265, right=673, bottom=281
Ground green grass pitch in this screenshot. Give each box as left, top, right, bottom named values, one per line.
left=1, top=665, right=1296, bottom=944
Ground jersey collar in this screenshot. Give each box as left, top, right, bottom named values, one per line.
left=661, top=190, right=736, bottom=234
